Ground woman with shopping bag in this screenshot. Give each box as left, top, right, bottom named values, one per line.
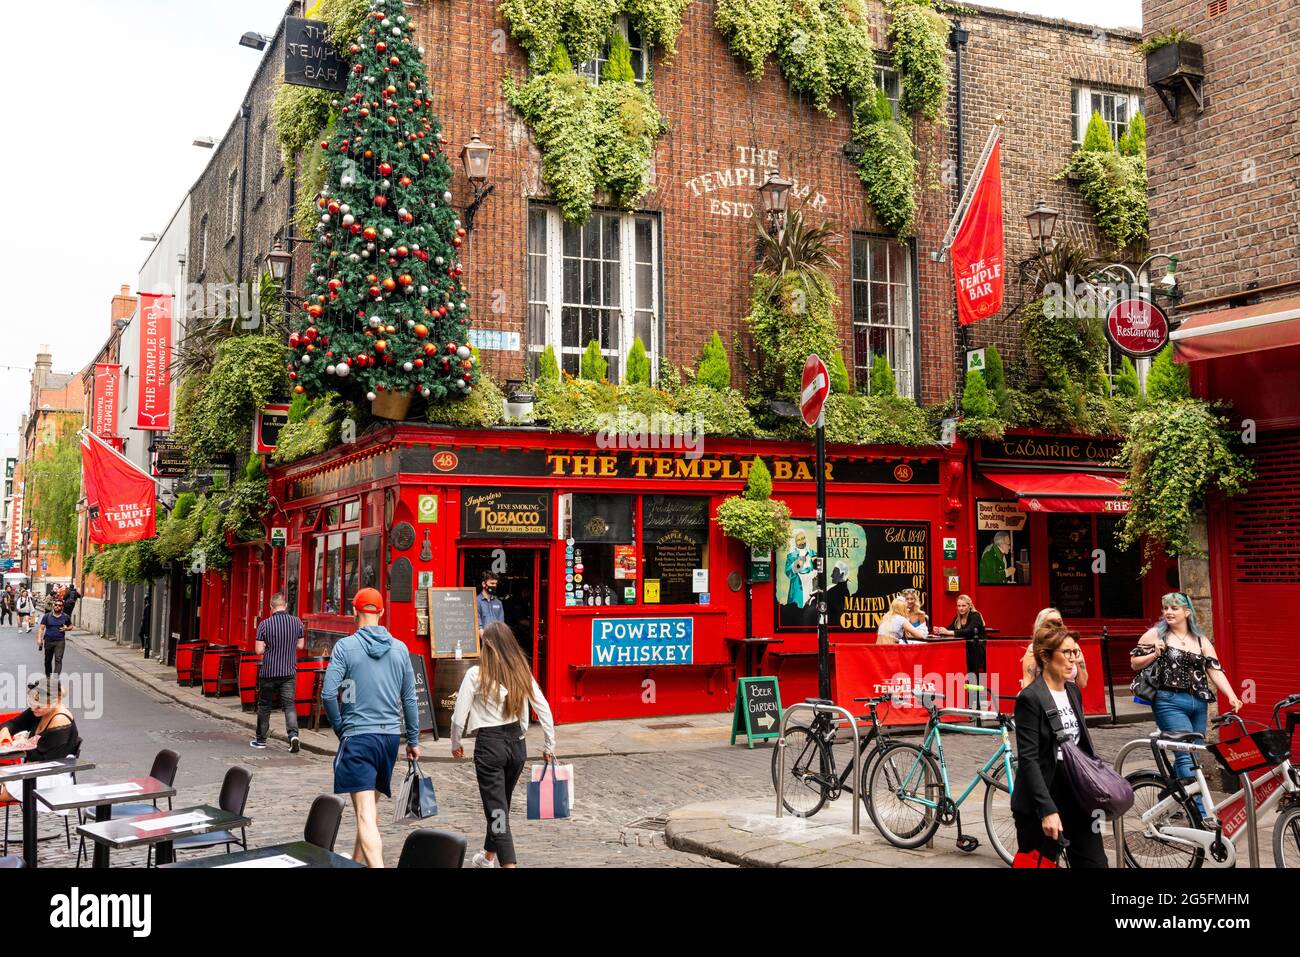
left=450, top=622, right=557, bottom=868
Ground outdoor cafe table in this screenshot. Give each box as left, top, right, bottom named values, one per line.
left=160, top=840, right=362, bottom=869
left=36, top=776, right=176, bottom=843
left=0, top=758, right=96, bottom=868
left=77, top=804, right=251, bottom=869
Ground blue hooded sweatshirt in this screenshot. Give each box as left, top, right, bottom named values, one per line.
left=320, top=625, right=419, bottom=747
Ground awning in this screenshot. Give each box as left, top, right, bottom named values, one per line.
left=984, top=470, right=1128, bottom=514
left=1171, top=294, right=1300, bottom=363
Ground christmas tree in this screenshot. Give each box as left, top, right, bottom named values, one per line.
left=286, top=0, right=479, bottom=417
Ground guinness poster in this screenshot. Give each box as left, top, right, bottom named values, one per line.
left=775, top=519, right=930, bottom=632
left=461, top=490, right=551, bottom=538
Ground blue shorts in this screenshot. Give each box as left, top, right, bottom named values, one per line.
left=333, top=733, right=401, bottom=797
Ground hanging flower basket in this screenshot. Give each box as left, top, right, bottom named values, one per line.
left=371, top=388, right=415, bottom=421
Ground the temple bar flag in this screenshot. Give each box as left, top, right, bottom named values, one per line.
left=950, top=135, right=1005, bottom=326
left=81, top=430, right=157, bottom=544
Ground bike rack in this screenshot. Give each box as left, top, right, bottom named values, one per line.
left=1111, top=734, right=1262, bottom=869
left=775, top=702, right=861, bottom=836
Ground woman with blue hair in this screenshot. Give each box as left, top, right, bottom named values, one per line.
left=1131, top=593, right=1243, bottom=809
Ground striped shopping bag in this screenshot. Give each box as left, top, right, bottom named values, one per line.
left=526, top=757, right=573, bottom=820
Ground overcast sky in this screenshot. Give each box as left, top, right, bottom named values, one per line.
left=0, top=0, right=1142, bottom=454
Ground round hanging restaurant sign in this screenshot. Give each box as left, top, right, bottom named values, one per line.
left=1106, top=298, right=1170, bottom=358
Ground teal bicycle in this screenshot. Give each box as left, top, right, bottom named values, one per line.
left=866, top=685, right=1018, bottom=864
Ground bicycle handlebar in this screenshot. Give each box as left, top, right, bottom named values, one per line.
left=939, top=707, right=1001, bottom=722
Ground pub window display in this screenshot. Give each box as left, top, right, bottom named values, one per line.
left=311, top=530, right=361, bottom=615
left=1047, top=514, right=1144, bottom=620
left=642, top=495, right=709, bottom=605
left=568, top=494, right=635, bottom=606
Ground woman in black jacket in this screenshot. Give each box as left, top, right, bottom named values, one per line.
left=1011, top=624, right=1108, bottom=868
left=932, top=594, right=986, bottom=639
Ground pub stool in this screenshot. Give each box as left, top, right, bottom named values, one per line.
left=397, top=829, right=466, bottom=869
left=188, top=646, right=206, bottom=687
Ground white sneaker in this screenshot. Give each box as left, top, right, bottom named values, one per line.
left=471, top=851, right=498, bottom=868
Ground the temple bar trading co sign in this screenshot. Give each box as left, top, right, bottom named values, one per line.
left=283, top=17, right=348, bottom=92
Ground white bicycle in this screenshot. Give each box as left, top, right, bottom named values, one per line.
left=1120, top=694, right=1300, bottom=868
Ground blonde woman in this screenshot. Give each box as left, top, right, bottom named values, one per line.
left=1019, top=608, right=1087, bottom=689
left=877, top=596, right=927, bottom=645
left=451, top=622, right=556, bottom=869
left=933, top=594, right=986, bottom=639
left=903, top=589, right=930, bottom=641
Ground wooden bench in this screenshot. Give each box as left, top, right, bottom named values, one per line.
left=568, top=663, right=727, bottom=700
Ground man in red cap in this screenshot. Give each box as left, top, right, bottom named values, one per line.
left=321, top=587, right=420, bottom=866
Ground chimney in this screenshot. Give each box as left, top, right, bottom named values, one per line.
left=110, top=283, right=136, bottom=332
left=33, top=348, right=52, bottom=392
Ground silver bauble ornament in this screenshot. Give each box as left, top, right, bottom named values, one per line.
left=342, top=214, right=355, bottom=226
left=443, top=191, right=453, bottom=202
left=336, top=362, right=351, bottom=377
left=403, top=362, right=414, bottom=372
left=421, top=387, right=431, bottom=397
left=366, top=391, right=376, bottom=401
left=456, top=346, right=471, bottom=360
left=326, top=364, right=336, bottom=375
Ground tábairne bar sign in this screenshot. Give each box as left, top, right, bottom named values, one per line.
left=414, top=447, right=939, bottom=486
left=981, top=436, right=1122, bottom=467
left=461, top=490, right=551, bottom=538
left=284, top=17, right=348, bottom=92
left=286, top=450, right=400, bottom=500
left=684, top=146, right=829, bottom=220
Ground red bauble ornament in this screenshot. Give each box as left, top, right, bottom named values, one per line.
left=379, top=162, right=393, bottom=176
left=396, top=246, right=408, bottom=258
left=375, top=41, right=387, bottom=52
left=320, top=140, right=330, bottom=150
left=364, top=149, right=374, bottom=159
left=419, top=153, right=430, bottom=163
left=294, top=385, right=306, bottom=394
left=453, top=237, right=463, bottom=248
left=363, top=227, right=378, bottom=241
left=398, top=274, right=413, bottom=286
left=446, top=342, right=457, bottom=353
left=305, top=327, right=319, bottom=341
left=288, top=371, right=297, bottom=380
left=399, top=176, right=412, bottom=187
left=307, top=305, right=323, bottom=319
left=382, top=277, right=397, bottom=292
left=414, top=323, right=429, bottom=338
left=423, top=343, right=436, bottom=355
left=414, top=359, right=424, bottom=368
left=369, top=285, right=382, bottom=298
left=456, top=227, right=467, bottom=238
left=389, top=56, right=400, bottom=66
left=374, top=195, right=388, bottom=208
left=327, top=278, right=343, bottom=292
left=350, top=223, right=362, bottom=235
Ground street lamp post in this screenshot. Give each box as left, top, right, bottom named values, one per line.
left=757, top=170, right=792, bottom=235
left=460, top=133, right=496, bottom=235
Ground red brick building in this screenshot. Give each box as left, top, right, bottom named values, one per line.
left=1146, top=0, right=1300, bottom=726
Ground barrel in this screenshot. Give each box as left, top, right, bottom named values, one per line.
left=201, top=644, right=238, bottom=697
left=238, top=653, right=264, bottom=711
left=295, top=657, right=331, bottom=725
left=176, top=642, right=206, bottom=686
left=432, top=658, right=475, bottom=738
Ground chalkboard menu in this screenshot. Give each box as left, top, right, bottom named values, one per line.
left=428, top=587, right=481, bottom=659
left=644, top=496, right=708, bottom=605
left=1048, top=515, right=1095, bottom=618
left=409, top=651, right=437, bottom=736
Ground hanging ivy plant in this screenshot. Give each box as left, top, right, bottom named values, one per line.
left=887, top=0, right=950, bottom=122
left=1116, top=399, right=1254, bottom=566
left=500, top=0, right=692, bottom=66
left=848, top=89, right=917, bottom=235
left=176, top=336, right=290, bottom=465
left=716, top=458, right=793, bottom=551
left=1059, top=111, right=1148, bottom=251
left=505, top=39, right=663, bottom=223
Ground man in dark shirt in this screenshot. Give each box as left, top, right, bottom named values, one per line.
left=37, top=600, right=72, bottom=677
left=251, top=592, right=305, bottom=752
left=477, top=571, right=505, bottom=629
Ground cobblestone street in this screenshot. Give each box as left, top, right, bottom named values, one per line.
left=3, top=627, right=1178, bottom=869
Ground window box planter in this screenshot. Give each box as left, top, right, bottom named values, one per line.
left=1146, top=40, right=1205, bottom=119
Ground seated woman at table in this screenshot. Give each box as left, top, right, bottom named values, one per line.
left=877, top=596, right=929, bottom=645
left=1019, top=608, right=1088, bottom=689
left=902, top=589, right=930, bottom=641
left=0, top=678, right=80, bottom=802
left=932, top=594, right=986, bottom=639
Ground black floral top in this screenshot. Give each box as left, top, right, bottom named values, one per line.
left=1131, top=643, right=1220, bottom=702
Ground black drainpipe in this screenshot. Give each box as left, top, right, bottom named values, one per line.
left=237, top=102, right=252, bottom=285
left=950, top=22, right=970, bottom=409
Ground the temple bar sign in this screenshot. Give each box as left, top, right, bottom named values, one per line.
left=284, top=17, right=348, bottom=92
left=685, top=146, right=829, bottom=220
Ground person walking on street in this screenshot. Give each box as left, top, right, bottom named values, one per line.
left=320, top=588, right=419, bottom=867
left=16, top=588, right=34, bottom=633
left=139, top=592, right=153, bottom=658
left=63, top=582, right=79, bottom=622
left=0, top=587, right=14, bottom=628
left=37, top=598, right=73, bottom=678
left=1130, top=592, right=1242, bottom=814
left=251, top=592, right=305, bottom=752
left=477, top=571, right=505, bottom=627
left=1011, top=623, right=1108, bottom=868
left=450, top=622, right=556, bottom=869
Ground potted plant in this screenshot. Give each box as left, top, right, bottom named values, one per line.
left=1141, top=30, right=1203, bottom=86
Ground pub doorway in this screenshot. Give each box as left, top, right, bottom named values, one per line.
left=460, top=547, right=549, bottom=688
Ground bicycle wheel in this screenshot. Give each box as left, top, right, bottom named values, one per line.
left=772, top=725, right=831, bottom=818
left=1121, top=771, right=1205, bottom=868
left=982, top=755, right=1018, bottom=866
left=867, top=742, right=941, bottom=849
left=1273, top=803, right=1300, bottom=868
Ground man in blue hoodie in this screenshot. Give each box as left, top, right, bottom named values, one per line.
left=321, top=587, right=420, bottom=867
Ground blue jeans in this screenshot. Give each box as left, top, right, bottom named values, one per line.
left=1153, top=690, right=1208, bottom=810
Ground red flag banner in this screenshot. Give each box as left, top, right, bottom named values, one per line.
left=81, top=432, right=157, bottom=544
left=137, top=293, right=173, bottom=430
left=92, top=363, right=121, bottom=441
left=951, top=137, right=1005, bottom=326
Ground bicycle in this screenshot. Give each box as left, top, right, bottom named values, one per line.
left=1119, top=693, right=1300, bottom=868
left=865, top=685, right=1018, bottom=865
left=771, top=695, right=902, bottom=818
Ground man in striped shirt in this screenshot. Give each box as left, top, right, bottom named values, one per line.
left=251, top=592, right=305, bottom=752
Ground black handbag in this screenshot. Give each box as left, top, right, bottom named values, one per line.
left=1130, top=647, right=1165, bottom=704
left=1046, top=708, right=1135, bottom=818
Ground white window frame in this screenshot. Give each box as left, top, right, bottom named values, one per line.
left=851, top=233, right=916, bottom=399
left=875, top=66, right=901, bottom=120
left=528, top=205, right=661, bottom=384
left=226, top=169, right=238, bottom=239
left=577, top=15, right=648, bottom=85
left=1072, top=84, right=1142, bottom=149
